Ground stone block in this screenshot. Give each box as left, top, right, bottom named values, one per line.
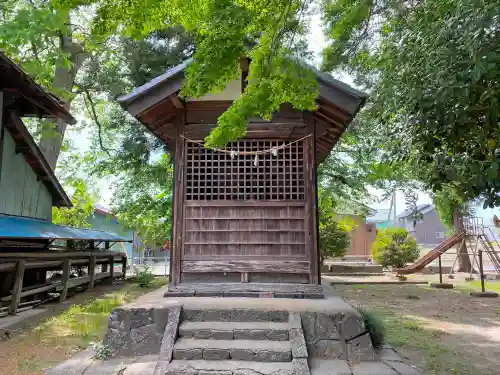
left=376, top=347, right=402, bottom=362
left=259, top=292, right=275, bottom=298
left=211, top=329, right=234, bottom=340
left=203, top=348, right=230, bottom=360
left=293, top=359, right=311, bottom=375
left=270, top=310, right=289, bottom=322
left=308, top=339, right=344, bottom=359
left=224, top=291, right=260, bottom=298
left=123, top=357, right=157, bottom=375
left=181, top=309, right=204, bottom=322
left=173, top=348, right=203, bottom=360
left=340, top=313, right=365, bottom=341
left=267, top=330, right=289, bottom=341
left=384, top=360, right=421, bottom=375
left=154, top=307, right=170, bottom=334
left=130, top=308, right=155, bottom=329
left=290, top=328, right=308, bottom=359
left=204, top=309, right=232, bottom=322
left=195, top=291, right=224, bottom=297
left=130, top=324, right=161, bottom=356
left=289, top=312, right=302, bottom=329
left=231, top=309, right=270, bottom=322
left=230, top=348, right=255, bottom=361
left=158, top=306, right=181, bottom=363
left=82, top=358, right=133, bottom=375
left=347, top=333, right=377, bottom=361
left=234, top=329, right=268, bottom=340
left=309, top=359, right=351, bottom=375
left=193, top=329, right=213, bottom=339
left=304, top=292, right=324, bottom=299
left=44, top=349, right=95, bottom=375
left=108, top=308, right=130, bottom=331
left=164, top=291, right=195, bottom=297
left=351, top=362, right=397, bottom=375
left=255, top=350, right=292, bottom=362
left=274, top=292, right=303, bottom=299
left=103, top=328, right=132, bottom=357
left=199, top=371, right=232, bottom=375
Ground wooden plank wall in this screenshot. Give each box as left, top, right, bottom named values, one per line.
left=0, top=129, right=52, bottom=220
left=181, top=201, right=310, bottom=283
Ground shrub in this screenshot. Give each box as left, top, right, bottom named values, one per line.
left=135, top=266, right=155, bottom=288
left=360, top=309, right=386, bottom=348
left=371, top=228, right=419, bottom=268
left=319, top=219, right=351, bottom=265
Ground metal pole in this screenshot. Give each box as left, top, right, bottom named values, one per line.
left=439, top=254, right=443, bottom=284
left=479, top=250, right=485, bottom=292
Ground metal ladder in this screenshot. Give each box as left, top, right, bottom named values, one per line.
left=463, top=216, right=500, bottom=274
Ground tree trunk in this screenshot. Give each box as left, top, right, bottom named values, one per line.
left=453, top=206, right=472, bottom=272
left=39, top=34, right=86, bottom=170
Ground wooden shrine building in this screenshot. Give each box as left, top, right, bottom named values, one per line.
left=119, top=60, right=367, bottom=296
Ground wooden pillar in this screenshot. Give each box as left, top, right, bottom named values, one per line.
left=304, top=112, right=319, bottom=284
left=102, top=242, right=110, bottom=272
left=88, top=255, right=96, bottom=289
left=171, top=117, right=186, bottom=286
left=121, top=256, right=127, bottom=280
left=10, top=260, right=26, bottom=315
left=59, top=258, right=72, bottom=301
left=108, top=256, right=115, bottom=284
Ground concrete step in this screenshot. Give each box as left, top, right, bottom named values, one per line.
left=181, top=308, right=289, bottom=322
left=179, top=321, right=290, bottom=341
left=165, top=360, right=296, bottom=375
left=173, top=338, right=292, bottom=362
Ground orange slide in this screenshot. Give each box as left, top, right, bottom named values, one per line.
left=394, top=231, right=466, bottom=275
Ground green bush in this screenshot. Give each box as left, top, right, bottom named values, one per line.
left=370, top=228, right=419, bottom=268
left=135, top=266, right=155, bottom=288
left=360, top=309, right=386, bottom=348
left=319, top=219, right=351, bottom=265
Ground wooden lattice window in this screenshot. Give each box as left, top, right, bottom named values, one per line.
left=185, top=139, right=305, bottom=200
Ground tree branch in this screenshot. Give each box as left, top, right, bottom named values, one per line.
left=82, top=89, right=114, bottom=157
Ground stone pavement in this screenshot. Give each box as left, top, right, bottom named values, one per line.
left=45, top=344, right=422, bottom=375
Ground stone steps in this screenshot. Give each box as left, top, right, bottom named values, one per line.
left=178, top=321, right=290, bottom=341
left=173, top=338, right=292, bottom=362
left=164, top=360, right=296, bottom=375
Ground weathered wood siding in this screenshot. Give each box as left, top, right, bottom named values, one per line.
left=0, top=128, right=53, bottom=220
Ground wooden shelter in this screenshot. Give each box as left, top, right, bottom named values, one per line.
left=0, top=53, right=129, bottom=316
left=119, top=60, right=367, bottom=294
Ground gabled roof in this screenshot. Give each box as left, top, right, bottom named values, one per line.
left=1, top=52, right=74, bottom=207
left=118, top=59, right=368, bottom=163
left=397, top=204, right=434, bottom=219
left=0, top=52, right=76, bottom=125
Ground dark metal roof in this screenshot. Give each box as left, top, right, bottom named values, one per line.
left=117, top=58, right=367, bottom=107
left=397, top=204, right=433, bottom=219
left=0, top=214, right=130, bottom=242
left=0, top=52, right=76, bottom=125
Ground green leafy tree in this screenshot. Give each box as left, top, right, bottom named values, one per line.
left=52, top=179, right=95, bottom=228
left=92, top=0, right=318, bottom=147
left=321, top=0, right=500, bottom=271
left=371, top=228, right=419, bottom=269
left=318, top=193, right=351, bottom=265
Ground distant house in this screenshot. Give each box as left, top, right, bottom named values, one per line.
left=367, top=208, right=395, bottom=229
left=88, top=204, right=135, bottom=259
left=397, top=204, right=448, bottom=246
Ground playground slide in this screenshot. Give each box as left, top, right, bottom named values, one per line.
left=394, top=231, right=466, bottom=275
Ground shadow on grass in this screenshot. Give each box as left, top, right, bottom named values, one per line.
left=334, top=283, right=500, bottom=375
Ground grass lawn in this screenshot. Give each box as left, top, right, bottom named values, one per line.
left=336, top=281, right=500, bottom=375
left=0, top=277, right=167, bottom=375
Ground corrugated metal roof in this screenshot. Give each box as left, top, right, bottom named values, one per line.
left=0, top=214, right=130, bottom=242
left=397, top=204, right=433, bottom=219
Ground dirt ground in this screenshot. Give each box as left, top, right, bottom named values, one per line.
left=0, top=279, right=167, bottom=375
left=333, top=280, right=500, bottom=375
